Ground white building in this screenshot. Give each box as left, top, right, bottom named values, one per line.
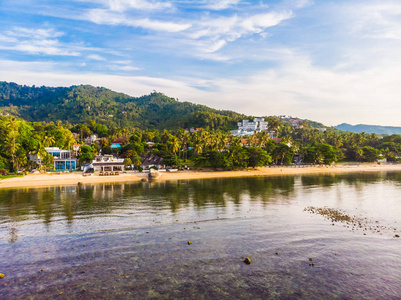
left=84, top=134, right=98, bottom=146
left=91, top=155, right=124, bottom=172
left=231, top=118, right=269, bottom=137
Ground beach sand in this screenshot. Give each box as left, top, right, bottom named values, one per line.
left=1, top=164, right=401, bottom=189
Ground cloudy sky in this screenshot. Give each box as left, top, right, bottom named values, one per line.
left=0, top=0, right=401, bottom=126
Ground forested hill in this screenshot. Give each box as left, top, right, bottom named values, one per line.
left=0, top=82, right=245, bottom=130
left=335, top=123, right=401, bottom=135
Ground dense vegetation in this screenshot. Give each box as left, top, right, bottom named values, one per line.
left=0, top=82, right=244, bottom=130
left=0, top=82, right=401, bottom=175
left=1, top=114, right=401, bottom=175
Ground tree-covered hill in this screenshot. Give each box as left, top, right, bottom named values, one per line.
left=0, top=82, right=245, bottom=130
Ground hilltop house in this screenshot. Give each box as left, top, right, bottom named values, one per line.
left=231, top=118, right=269, bottom=137
left=29, top=147, right=78, bottom=171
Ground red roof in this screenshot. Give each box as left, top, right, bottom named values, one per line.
left=112, top=138, right=127, bottom=144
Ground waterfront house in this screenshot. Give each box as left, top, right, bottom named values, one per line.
left=91, top=155, right=124, bottom=172
left=140, top=155, right=165, bottom=170
left=29, top=147, right=78, bottom=171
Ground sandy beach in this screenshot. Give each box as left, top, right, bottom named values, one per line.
left=1, top=163, right=401, bottom=189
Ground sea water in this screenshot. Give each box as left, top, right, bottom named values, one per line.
left=1, top=172, right=401, bottom=299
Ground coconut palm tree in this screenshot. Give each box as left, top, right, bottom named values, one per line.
left=3, top=134, right=20, bottom=172
left=43, top=135, right=55, bottom=147
left=170, top=137, right=181, bottom=158
left=5, top=118, right=20, bottom=171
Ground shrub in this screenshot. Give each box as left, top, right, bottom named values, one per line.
left=0, top=169, right=8, bottom=176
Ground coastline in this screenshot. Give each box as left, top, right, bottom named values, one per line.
left=1, top=164, right=401, bottom=189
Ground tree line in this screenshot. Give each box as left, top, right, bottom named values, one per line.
left=0, top=116, right=400, bottom=175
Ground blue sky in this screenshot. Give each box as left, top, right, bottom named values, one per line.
left=1, top=0, right=401, bottom=126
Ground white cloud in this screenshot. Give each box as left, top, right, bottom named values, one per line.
left=88, top=54, right=107, bottom=60
left=109, top=64, right=140, bottom=71
left=189, top=11, right=293, bottom=42
left=204, top=0, right=240, bottom=10
left=74, top=0, right=172, bottom=11
left=0, top=27, right=81, bottom=56
left=349, top=3, right=401, bottom=40
left=107, top=0, right=172, bottom=12
left=294, top=0, right=314, bottom=9
left=205, top=40, right=227, bottom=53
left=6, top=27, right=64, bottom=39
left=3, top=55, right=401, bottom=126
left=87, top=8, right=191, bottom=32
left=173, top=10, right=293, bottom=58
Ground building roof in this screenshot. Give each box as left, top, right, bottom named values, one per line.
left=112, top=138, right=127, bottom=144
left=140, top=155, right=164, bottom=166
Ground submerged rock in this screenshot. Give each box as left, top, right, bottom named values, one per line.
left=0, top=273, right=4, bottom=279
left=243, top=257, right=251, bottom=264
left=187, top=241, right=192, bottom=245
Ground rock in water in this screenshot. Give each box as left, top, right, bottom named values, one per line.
left=243, top=257, right=251, bottom=264
left=187, top=241, right=192, bottom=245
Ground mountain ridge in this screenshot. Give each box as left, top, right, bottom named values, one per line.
left=335, top=123, right=401, bottom=135
left=0, top=82, right=245, bottom=130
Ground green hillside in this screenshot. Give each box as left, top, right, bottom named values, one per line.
left=0, top=82, right=245, bottom=130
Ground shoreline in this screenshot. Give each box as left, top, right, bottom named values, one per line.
left=1, top=164, right=401, bottom=189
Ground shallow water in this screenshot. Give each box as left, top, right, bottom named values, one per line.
left=1, top=172, right=401, bottom=299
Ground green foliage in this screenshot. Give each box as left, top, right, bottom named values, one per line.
left=123, top=158, right=132, bottom=167
left=163, top=155, right=184, bottom=168
left=246, top=147, right=272, bottom=168
left=362, top=146, right=380, bottom=162
left=78, top=145, right=94, bottom=163
left=317, top=144, right=337, bottom=164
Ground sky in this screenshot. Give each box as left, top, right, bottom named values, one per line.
left=0, top=0, right=401, bottom=126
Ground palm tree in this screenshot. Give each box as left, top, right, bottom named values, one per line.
left=132, top=155, right=142, bottom=169
left=43, top=135, right=55, bottom=147
left=170, top=137, right=181, bottom=158
left=5, top=118, right=20, bottom=171
left=257, top=132, right=269, bottom=148
left=194, top=143, right=203, bottom=154
left=248, top=134, right=256, bottom=147
left=3, top=134, right=20, bottom=171
left=64, top=133, right=76, bottom=151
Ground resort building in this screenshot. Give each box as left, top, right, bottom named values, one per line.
left=91, top=155, right=124, bottom=172
left=29, top=147, right=78, bottom=171
left=231, top=118, right=269, bottom=137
